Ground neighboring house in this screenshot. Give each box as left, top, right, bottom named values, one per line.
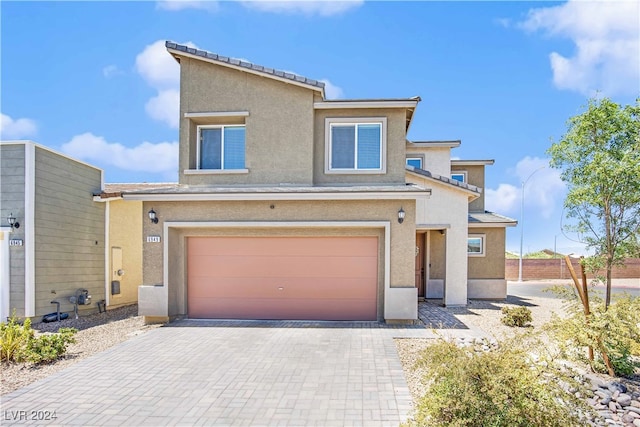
left=94, top=41, right=515, bottom=324
left=0, top=141, right=104, bottom=321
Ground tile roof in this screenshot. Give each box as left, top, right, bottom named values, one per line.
left=166, top=41, right=325, bottom=91
left=468, top=211, right=517, bottom=224
left=406, top=166, right=481, bottom=194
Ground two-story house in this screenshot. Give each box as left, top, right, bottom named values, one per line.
left=96, top=42, right=515, bottom=324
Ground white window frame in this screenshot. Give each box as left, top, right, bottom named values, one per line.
left=324, top=117, right=387, bottom=174
left=451, top=171, right=467, bottom=183
left=196, top=124, right=247, bottom=172
left=406, top=157, right=423, bottom=169
left=467, top=234, right=486, bottom=257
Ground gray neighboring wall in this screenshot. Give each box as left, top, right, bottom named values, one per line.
left=1, top=144, right=26, bottom=314
left=34, top=147, right=104, bottom=316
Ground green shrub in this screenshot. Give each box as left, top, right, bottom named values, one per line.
left=405, top=334, right=593, bottom=427
left=0, top=314, right=33, bottom=362
left=500, top=306, right=532, bottom=327
left=547, top=287, right=640, bottom=377
left=0, top=314, right=77, bottom=364
left=27, top=328, right=77, bottom=364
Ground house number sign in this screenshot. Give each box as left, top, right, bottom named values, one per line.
left=146, top=236, right=161, bottom=243
left=9, top=239, right=23, bottom=246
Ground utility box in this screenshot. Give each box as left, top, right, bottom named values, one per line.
left=111, top=280, right=121, bottom=295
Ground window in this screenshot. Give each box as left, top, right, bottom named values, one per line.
left=198, top=125, right=245, bottom=170
left=325, top=118, right=386, bottom=173
left=468, top=235, right=485, bottom=256
left=406, top=157, right=423, bottom=169
left=451, top=172, right=466, bottom=183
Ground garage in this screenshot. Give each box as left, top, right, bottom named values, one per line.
left=187, top=236, right=378, bottom=320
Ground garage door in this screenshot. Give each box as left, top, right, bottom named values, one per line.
left=187, top=236, right=378, bottom=320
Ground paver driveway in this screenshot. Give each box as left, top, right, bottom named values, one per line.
left=1, top=320, right=483, bottom=427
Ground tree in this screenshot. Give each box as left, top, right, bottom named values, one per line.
left=548, top=97, right=640, bottom=309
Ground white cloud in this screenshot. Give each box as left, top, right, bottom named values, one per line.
left=519, top=0, right=640, bottom=96
left=486, top=156, right=565, bottom=218
left=239, top=0, right=364, bottom=16
left=0, top=113, right=38, bottom=139
left=156, top=1, right=219, bottom=12
left=135, top=40, right=197, bottom=128
left=61, top=132, right=178, bottom=175
left=319, top=79, right=344, bottom=99
left=145, top=89, right=180, bottom=129
left=102, top=65, right=124, bottom=79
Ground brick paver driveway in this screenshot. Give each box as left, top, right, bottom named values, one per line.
left=1, top=319, right=484, bottom=426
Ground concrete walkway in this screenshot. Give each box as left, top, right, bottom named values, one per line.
left=1, top=318, right=485, bottom=427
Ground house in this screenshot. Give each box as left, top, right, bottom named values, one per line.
left=94, top=42, right=516, bottom=324
left=0, top=141, right=105, bottom=321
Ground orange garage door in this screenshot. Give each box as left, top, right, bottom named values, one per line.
left=187, top=236, right=378, bottom=320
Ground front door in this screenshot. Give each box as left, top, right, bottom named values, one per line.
left=415, top=233, right=425, bottom=297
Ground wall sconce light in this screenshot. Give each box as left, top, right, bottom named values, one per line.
left=397, top=207, right=405, bottom=224
left=148, top=208, right=158, bottom=224
left=7, top=213, right=20, bottom=230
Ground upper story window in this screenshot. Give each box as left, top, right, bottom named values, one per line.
left=406, top=157, right=423, bottom=169
left=325, top=117, right=387, bottom=174
left=198, top=125, right=246, bottom=170
left=451, top=172, right=466, bottom=183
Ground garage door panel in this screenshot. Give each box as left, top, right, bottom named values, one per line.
left=189, top=255, right=377, bottom=279
left=188, top=277, right=377, bottom=299
left=187, top=236, right=378, bottom=320
left=188, top=236, right=378, bottom=258
left=188, top=297, right=377, bottom=321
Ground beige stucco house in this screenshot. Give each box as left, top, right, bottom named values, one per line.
left=94, top=42, right=515, bottom=323
left=0, top=141, right=105, bottom=321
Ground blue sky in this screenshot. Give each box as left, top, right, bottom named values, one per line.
left=2, top=0, right=639, bottom=256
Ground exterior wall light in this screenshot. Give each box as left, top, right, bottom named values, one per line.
left=7, top=213, right=20, bottom=230
left=148, top=208, right=159, bottom=224
left=398, top=207, right=405, bottom=224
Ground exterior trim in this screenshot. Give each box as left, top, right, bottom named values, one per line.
left=468, top=222, right=517, bottom=228
left=184, top=169, right=249, bottom=175
left=451, top=160, right=495, bottom=166
left=104, top=201, right=110, bottom=307
left=314, top=100, right=419, bottom=109
left=0, top=140, right=104, bottom=175
left=184, top=111, right=249, bottom=118
left=123, top=191, right=427, bottom=202
left=0, top=227, right=13, bottom=322
left=24, top=142, right=35, bottom=317
left=408, top=140, right=461, bottom=148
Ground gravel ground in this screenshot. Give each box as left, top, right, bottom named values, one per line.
left=396, top=293, right=640, bottom=426
left=1, top=305, right=160, bottom=396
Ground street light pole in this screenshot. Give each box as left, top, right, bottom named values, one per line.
left=518, top=166, right=545, bottom=282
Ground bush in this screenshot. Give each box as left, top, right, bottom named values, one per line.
left=405, top=334, right=593, bottom=427
left=500, top=306, right=533, bottom=327
left=0, top=314, right=77, bottom=364
left=27, top=328, right=77, bottom=364
left=547, top=287, right=640, bottom=377
left=0, top=314, right=33, bottom=363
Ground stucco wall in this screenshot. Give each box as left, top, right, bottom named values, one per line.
left=313, top=109, right=408, bottom=185
left=467, top=227, right=506, bottom=279
left=0, top=144, right=26, bottom=315
left=33, top=147, right=104, bottom=316
left=141, top=199, right=416, bottom=320
left=179, top=58, right=316, bottom=186
left=405, top=145, right=451, bottom=177
left=108, top=200, right=142, bottom=307
left=452, top=164, right=485, bottom=212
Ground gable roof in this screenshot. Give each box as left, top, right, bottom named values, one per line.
left=166, top=41, right=325, bottom=96
left=468, top=211, right=517, bottom=227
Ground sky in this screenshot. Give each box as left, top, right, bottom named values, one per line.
left=1, top=0, right=639, bottom=256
